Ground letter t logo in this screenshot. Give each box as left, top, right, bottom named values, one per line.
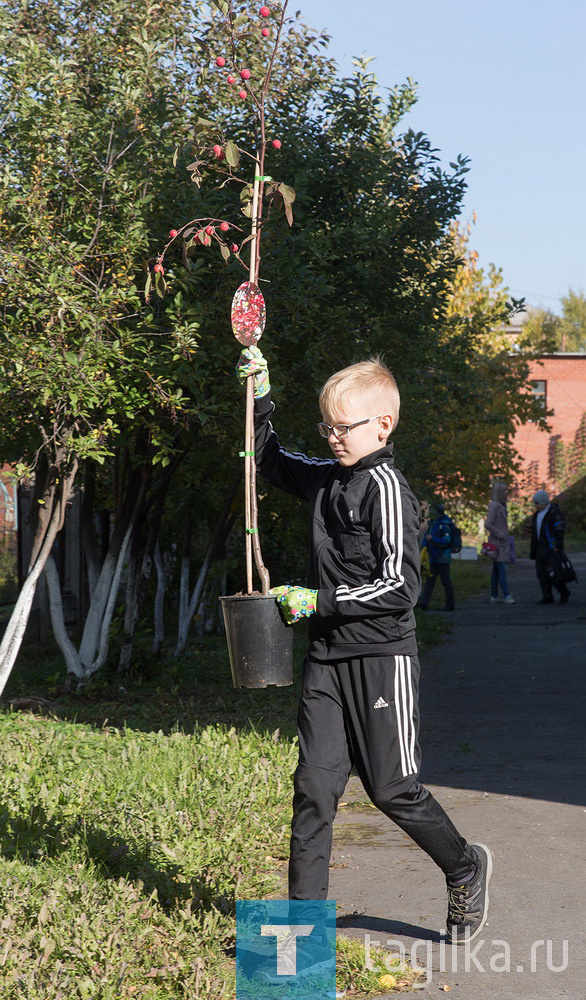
left=261, top=924, right=314, bottom=975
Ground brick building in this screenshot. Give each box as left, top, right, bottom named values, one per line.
left=512, top=354, right=586, bottom=494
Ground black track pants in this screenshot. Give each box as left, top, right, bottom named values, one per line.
left=536, top=556, right=570, bottom=600
left=289, top=654, right=477, bottom=899
left=420, top=563, right=455, bottom=608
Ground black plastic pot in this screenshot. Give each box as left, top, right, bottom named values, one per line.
left=219, top=593, right=294, bottom=689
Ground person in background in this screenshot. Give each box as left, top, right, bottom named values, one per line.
left=485, top=482, right=515, bottom=605
left=418, top=503, right=455, bottom=611
left=530, top=490, right=570, bottom=605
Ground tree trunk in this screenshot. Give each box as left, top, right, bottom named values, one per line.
left=117, top=466, right=174, bottom=673
left=81, top=462, right=101, bottom=600
left=44, top=556, right=84, bottom=675
left=0, top=459, right=78, bottom=697
left=174, top=479, right=240, bottom=658
left=117, top=519, right=143, bottom=674
left=78, top=468, right=145, bottom=668
left=44, top=521, right=134, bottom=686
left=152, top=540, right=165, bottom=656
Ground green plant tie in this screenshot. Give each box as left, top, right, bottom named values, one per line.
left=257, top=175, right=272, bottom=182
left=239, top=450, right=255, bottom=457
left=245, top=527, right=258, bottom=534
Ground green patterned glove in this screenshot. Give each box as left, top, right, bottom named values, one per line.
left=271, top=585, right=318, bottom=624
left=236, top=346, right=271, bottom=399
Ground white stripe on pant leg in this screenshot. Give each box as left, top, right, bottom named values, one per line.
left=406, top=655, right=417, bottom=774
left=397, top=654, right=416, bottom=777
left=394, top=655, right=408, bottom=778
left=398, top=655, right=413, bottom=777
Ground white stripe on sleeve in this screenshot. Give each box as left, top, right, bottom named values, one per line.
left=336, top=465, right=405, bottom=604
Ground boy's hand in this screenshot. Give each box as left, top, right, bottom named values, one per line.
left=271, top=585, right=318, bottom=624
left=236, top=346, right=271, bottom=398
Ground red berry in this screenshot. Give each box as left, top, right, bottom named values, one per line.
left=240, top=68, right=251, bottom=80
left=230, top=244, right=239, bottom=253
left=227, top=75, right=235, bottom=84
left=219, top=222, right=230, bottom=232
left=261, top=27, right=270, bottom=37
left=272, top=139, right=281, bottom=149
left=169, top=229, right=178, bottom=238
left=239, top=89, right=247, bottom=99
left=215, top=56, right=226, bottom=67
left=205, top=225, right=214, bottom=235
left=212, top=144, right=223, bottom=157
left=154, top=264, right=164, bottom=274
left=260, top=5, right=270, bottom=15
left=217, top=149, right=226, bottom=160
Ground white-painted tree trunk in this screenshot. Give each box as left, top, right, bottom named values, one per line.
left=0, top=479, right=73, bottom=695
left=43, top=523, right=133, bottom=684
left=0, top=562, right=46, bottom=693
left=174, top=542, right=214, bottom=658
left=152, top=540, right=165, bottom=656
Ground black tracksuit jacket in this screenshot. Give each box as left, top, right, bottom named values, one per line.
left=530, top=503, right=566, bottom=561
left=254, top=393, right=422, bottom=660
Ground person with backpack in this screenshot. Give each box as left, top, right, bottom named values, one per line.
left=418, top=502, right=456, bottom=611
left=485, top=481, right=516, bottom=605
left=530, top=490, right=571, bottom=604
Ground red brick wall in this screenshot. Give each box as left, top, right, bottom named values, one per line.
left=513, top=356, right=586, bottom=493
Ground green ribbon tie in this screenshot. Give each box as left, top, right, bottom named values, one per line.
left=245, top=527, right=258, bottom=534
left=239, top=450, right=255, bottom=457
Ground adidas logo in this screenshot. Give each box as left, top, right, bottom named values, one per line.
left=373, top=696, right=389, bottom=709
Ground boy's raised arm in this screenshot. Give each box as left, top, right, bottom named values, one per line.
left=237, top=347, right=334, bottom=502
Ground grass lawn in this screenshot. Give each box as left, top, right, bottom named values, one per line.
left=0, top=566, right=490, bottom=998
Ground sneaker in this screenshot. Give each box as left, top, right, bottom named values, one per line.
left=503, top=595, right=516, bottom=604
left=490, top=596, right=500, bottom=604
left=446, top=843, right=493, bottom=945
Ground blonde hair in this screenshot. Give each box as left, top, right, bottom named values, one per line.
left=491, top=481, right=508, bottom=504
left=319, top=356, right=400, bottom=430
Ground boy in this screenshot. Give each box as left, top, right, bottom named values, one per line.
left=418, top=502, right=456, bottom=611
left=237, top=347, right=492, bottom=945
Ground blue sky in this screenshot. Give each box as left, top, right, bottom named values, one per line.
left=296, top=0, right=586, bottom=315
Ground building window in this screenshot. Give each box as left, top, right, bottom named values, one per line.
left=530, top=380, right=547, bottom=411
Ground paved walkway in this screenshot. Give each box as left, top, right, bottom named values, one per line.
left=330, top=555, right=586, bottom=999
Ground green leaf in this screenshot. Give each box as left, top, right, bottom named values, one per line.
left=220, top=244, right=230, bottom=262
left=172, top=145, right=181, bottom=167
left=225, top=141, right=240, bottom=168
left=155, top=271, right=167, bottom=299
left=278, top=183, right=296, bottom=205
left=144, top=272, right=152, bottom=300
left=65, top=351, right=78, bottom=365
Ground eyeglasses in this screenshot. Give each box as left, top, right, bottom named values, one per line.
left=317, top=415, right=385, bottom=440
